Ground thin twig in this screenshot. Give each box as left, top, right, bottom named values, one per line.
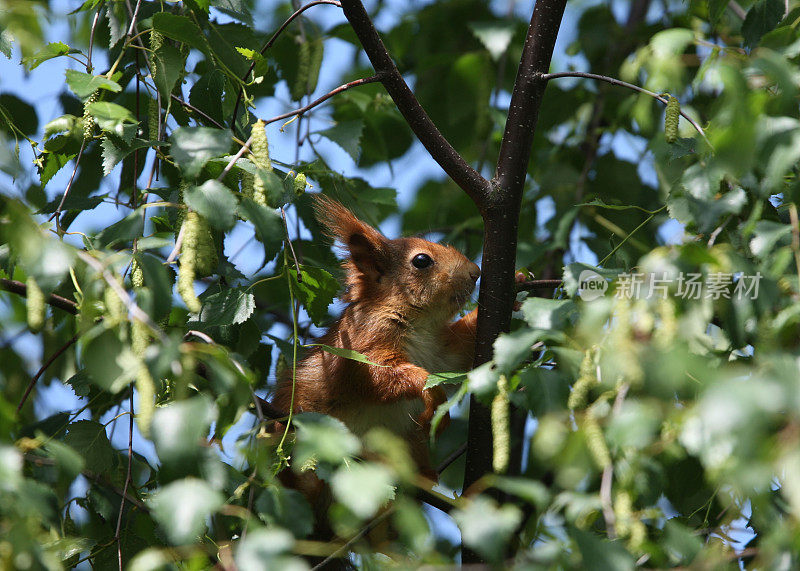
left=49, top=138, right=87, bottom=225
left=166, top=220, right=186, bottom=264
left=125, top=0, right=144, bottom=38
left=515, top=279, right=563, bottom=291
left=310, top=509, right=393, bottom=571
left=115, top=389, right=135, bottom=571
left=728, top=0, right=747, bottom=19
left=437, top=442, right=467, bottom=474
left=83, top=470, right=148, bottom=512
left=0, top=278, right=79, bottom=314
left=231, top=0, right=343, bottom=128
left=17, top=333, right=80, bottom=412
left=600, top=465, right=617, bottom=539
left=542, top=71, right=709, bottom=142
left=216, top=135, right=253, bottom=182
left=169, top=92, right=227, bottom=130
left=262, top=75, right=381, bottom=126
left=281, top=207, right=303, bottom=282
left=87, top=8, right=102, bottom=73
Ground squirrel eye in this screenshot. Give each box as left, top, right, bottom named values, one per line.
left=411, top=253, right=433, bottom=269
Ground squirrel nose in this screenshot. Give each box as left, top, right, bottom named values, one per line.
left=469, top=264, right=481, bottom=283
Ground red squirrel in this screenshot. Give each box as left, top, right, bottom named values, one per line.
left=272, top=195, right=480, bottom=477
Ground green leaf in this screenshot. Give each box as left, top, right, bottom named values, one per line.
left=291, top=266, right=338, bottom=326
left=44, top=439, right=85, bottom=483
left=514, top=367, right=570, bottom=416
left=94, top=208, right=145, bottom=248
left=184, top=179, right=237, bottom=230
left=234, top=529, right=301, bottom=570
left=521, top=297, right=576, bottom=331
left=212, top=0, right=253, bottom=25
left=152, top=43, right=184, bottom=99
left=667, top=137, right=697, bottom=161
left=134, top=252, right=173, bottom=321
left=152, top=13, right=212, bottom=57
left=64, top=420, right=115, bottom=474
left=749, top=220, right=791, bottom=256
left=238, top=198, right=284, bottom=263
left=0, top=31, right=12, bottom=59
left=304, top=344, right=388, bottom=367
left=292, top=413, right=360, bottom=467
left=101, top=138, right=165, bottom=175
left=151, top=397, right=216, bottom=465
left=197, top=288, right=255, bottom=326
left=255, top=487, right=314, bottom=538
left=64, top=69, right=122, bottom=99
left=572, top=528, right=636, bottom=571
left=22, top=42, right=81, bottom=69
left=742, top=0, right=784, bottom=48
left=332, top=462, right=395, bottom=519
left=662, top=520, right=703, bottom=564
left=170, top=127, right=231, bottom=178
left=148, top=478, right=224, bottom=545
left=189, top=70, right=226, bottom=126
left=83, top=330, right=138, bottom=393
left=469, top=22, right=515, bottom=60
left=467, top=361, right=500, bottom=397
left=452, top=496, right=522, bottom=562
left=708, top=0, right=729, bottom=27
left=317, top=120, right=364, bottom=162
left=493, top=329, right=540, bottom=374
left=490, top=476, right=551, bottom=508
left=86, top=101, right=136, bottom=123
left=424, top=372, right=467, bottom=389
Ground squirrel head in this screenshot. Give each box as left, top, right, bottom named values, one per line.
left=313, top=196, right=481, bottom=325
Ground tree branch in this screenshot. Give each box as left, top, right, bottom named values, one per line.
left=0, top=278, right=79, bottom=314
left=263, top=75, right=381, bottom=126
left=543, top=71, right=708, bottom=141
left=464, top=0, right=567, bottom=504
left=338, top=0, right=490, bottom=206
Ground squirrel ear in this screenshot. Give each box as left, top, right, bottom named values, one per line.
left=313, top=195, right=389, bottom=280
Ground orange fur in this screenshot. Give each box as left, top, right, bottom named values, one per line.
left=273, top=196, right=480, bottom=477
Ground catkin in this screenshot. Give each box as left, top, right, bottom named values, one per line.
left=664, top=96, right=679, bottom=143
left=135, top=360, right=155, bottom=438
left=293, top=173, right=307, bottom=196
left=249, top=119, right=271, bottom=208
left=614, top=490, right=633, bottom=537
left=178, top=211, right=202, bottom=313
left=104, top=285, right=126, bottom=325
left=193, top=216, right=218, bottom=277
left=26, top=277, right=45, bottom=332
left=241, top=170, right=254, bottom=200
left=148, top=97, right=160, bottom=141
left=568, top=347, right=597, bottom=410
left=130, top=258, right=144, bottom=289
left=584, top=412, right=611, bottom=470
left=492, top=375, right=510, bottom=474
left=83, top=91, right=98, bottom=141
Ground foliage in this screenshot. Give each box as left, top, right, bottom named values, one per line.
left=1, top=0, right=800, bottom=568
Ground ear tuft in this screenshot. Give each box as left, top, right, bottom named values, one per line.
left=312, top=195, right=389, bottom=280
